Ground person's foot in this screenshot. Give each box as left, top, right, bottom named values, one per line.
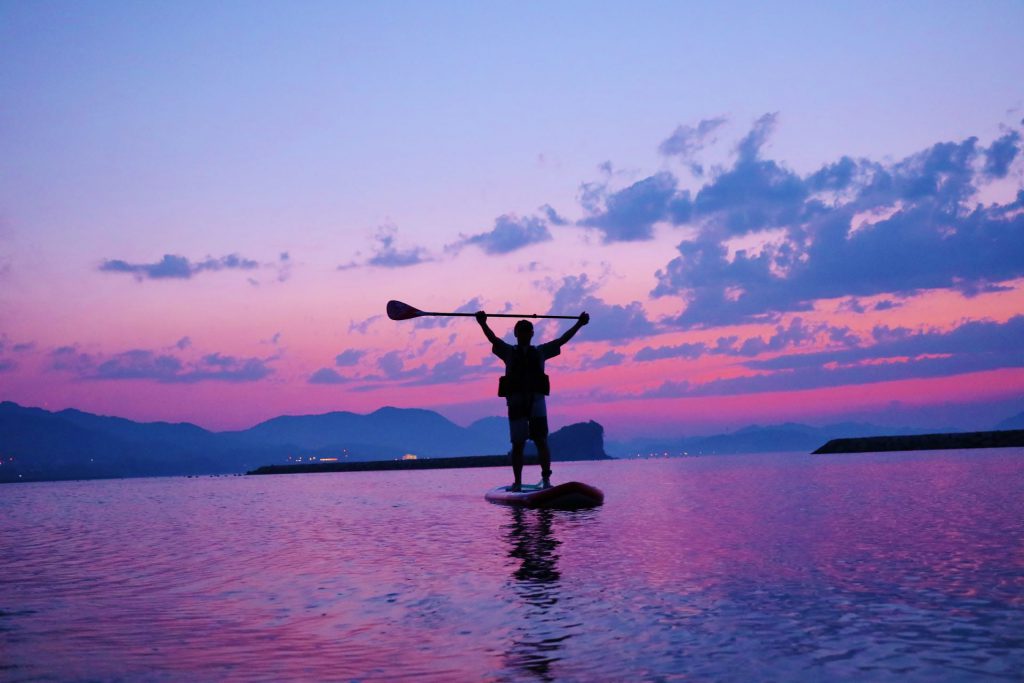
left=541, top=477, right=552, bottom=489
left=508, top=483, right=522, bottom=492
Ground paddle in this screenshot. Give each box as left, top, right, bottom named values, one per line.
left=387, top=300, right=581, bottom=321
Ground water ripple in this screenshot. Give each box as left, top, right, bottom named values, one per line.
left=2, top=451, right=1023, bottom=680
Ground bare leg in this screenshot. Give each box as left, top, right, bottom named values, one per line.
left=536, top=437, right=552, bottom=484
left=510, top=440, right=525, bottom=489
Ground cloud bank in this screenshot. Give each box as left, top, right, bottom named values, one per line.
left=450, top=214, right=553, bottom=254
left=100, top=254, right=260, bottom=280
left=51, top=346, right=274, bottom=383
left=339, top=226, right=432, bottom=270
left=637, top=315, right=1024, bottom=398
left=637, top=116, right=1024, bottom=327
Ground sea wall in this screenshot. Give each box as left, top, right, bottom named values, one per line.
left=814, top=430, right=1024, bottom=454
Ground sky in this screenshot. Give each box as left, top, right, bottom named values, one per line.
left=1, top=1, right=1023, bottom=438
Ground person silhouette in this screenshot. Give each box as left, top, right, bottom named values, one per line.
left=476, top=310, right=589, bottom=491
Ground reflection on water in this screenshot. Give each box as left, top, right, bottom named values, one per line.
left=1, top=450, right=1023, bottom=681
left=502, top=507, right=565, bottom=680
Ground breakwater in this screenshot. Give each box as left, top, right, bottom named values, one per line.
left=248, top=452, right=610, bottom=475
left=814, top=429, right=1024, bottom=454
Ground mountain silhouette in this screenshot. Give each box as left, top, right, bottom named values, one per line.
left=994, top=410, right=1024, bottom=431
left=608, top=421, right=948, bottom=456
left=228, top=406, right=500, bottom=455
left=0, top=402, right=605, bottom=482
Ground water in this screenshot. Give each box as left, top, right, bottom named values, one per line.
left=2, top=450, right=1022, bottom=682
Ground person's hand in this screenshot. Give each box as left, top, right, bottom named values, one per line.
left=475, top=310, right=487, bottom=324
left=579, top=311, right=590, bottom=326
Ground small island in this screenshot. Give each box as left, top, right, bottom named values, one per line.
left=814, top=429, right=1024, bottom=454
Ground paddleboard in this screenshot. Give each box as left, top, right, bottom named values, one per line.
left=485, top=481, right=604, bottom=509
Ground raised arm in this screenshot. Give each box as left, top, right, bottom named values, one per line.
left=554, top=312, right=590, bottom=347
left=475, top=311, right=501, bottom=345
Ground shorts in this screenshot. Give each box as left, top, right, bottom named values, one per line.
left=506, top=393, right=548, bottom=443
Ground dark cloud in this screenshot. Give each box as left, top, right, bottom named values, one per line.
left=984, top=131, right=1020, bottom=179
left=51, top=345, right=273, bottom=383
left=872, top=300, right=899, bottom=311
left=574, top=114, right=799, bottom=243
left=727, top=318, right=829, bottom=356
left=339, top=226, right=431, bottom=270
left=540, top=205, right=569, bottom=226
left=578, top=350, right=626, bottom=369
left=404, top=352, right=477, bottom=385
left=335, top=349, right=366, bottom=367
left=352, top=349, right=494, bottom=390
left=828, top=326, right=862, bottom=346
left=653, top=237, right=798, bottom=326
left=0, top=336, right=23, bottom=370
left=93, top=350, right=183, bottom=381
left=839, top=298, right=867, bottom=314
left=309, top=368, right=350, bottom=384
left=697, top=165, right=808, bottom=234
left=376, top=351, right=406, bottom=379
left=579, top=172, right=680, bottom=241
left=100, top=351, right=271, bottom=383
left=546, top=274, right=656, bottom=342
left=652, top=122, right=1024, bottom=327
left=885, top=137, right=980, bottom=209
left=807, top=156, right=859, bottom=192
left=634, top=318, right=857, bottom=362
left=735, top=112, right=778, bottom=163
left=638, top=315, right=1024, bottom=398
left=369, top=350, right=454, bottom=383
left=99, top=253, right=259, bottom=280
left=571, top=117, right=1020, bottom=328
left=451, top=214, right=552, bottom=255
left=658, top=116, right=727, bottom=175
left=634, top=341, right=707, bottom=362
left=51, top=346, right=95, bottom=374
left=415, top=297, right=483, bottom=329
left=640, top=350, right=1017, bottom=399
left=399, top=351, right=499, bottom=387
left=349, top=315, right=382, bottom=335
left=751, top=315, right=1024, bottom=371
left=692, top=158, right=808, bottom=235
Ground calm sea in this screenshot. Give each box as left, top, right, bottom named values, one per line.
left=2, top=450, right=1022, bottom=682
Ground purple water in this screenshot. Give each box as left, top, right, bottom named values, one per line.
left=2, top=450, right=1022, bottom=681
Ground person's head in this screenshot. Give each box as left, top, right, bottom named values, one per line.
left=514, top=320, right=534, bottom=345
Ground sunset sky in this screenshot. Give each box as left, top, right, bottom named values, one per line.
left=1, top=2, right=1023, bottom=438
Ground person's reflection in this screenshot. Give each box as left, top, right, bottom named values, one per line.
left=502, top=507, right=566, bottom=681
left=509, top=507, right=561, bottom=585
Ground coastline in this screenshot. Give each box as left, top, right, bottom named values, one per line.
left=247, top=453, right=612, bottom=475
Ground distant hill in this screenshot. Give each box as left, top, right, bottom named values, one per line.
left=7, top=399, right=1016, bottom=481
left=0, top=402, right=606, bottom=483
left=607, top=421, right=929, bottom=457
left=994, top=411, right=1024, bottom=431
left=0, top=402, right=276, bottom=482
left=227, top=406, right=504, bottom=456
left=609, top=408, right=1024, bottom=456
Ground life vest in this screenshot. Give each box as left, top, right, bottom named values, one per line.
left=498, top=345, right=551, bottom=397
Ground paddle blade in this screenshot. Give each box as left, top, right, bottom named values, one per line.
left=387, top=300, right=424, bottom=321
